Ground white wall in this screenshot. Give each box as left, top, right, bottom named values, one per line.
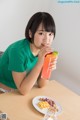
left=50, top=1, right=80, bottom=95
left=0, top=0, right=80, bottom=94
left=0, top=0, right=52, bottom=50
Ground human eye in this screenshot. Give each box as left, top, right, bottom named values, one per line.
left=49, top=32, right=53, bottom=36
left=38, top=32, right=44, bottom=35
left=39, top=32, right=42, bottom=35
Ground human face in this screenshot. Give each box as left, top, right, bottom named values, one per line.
left=33, top=23, right=54, bottom=49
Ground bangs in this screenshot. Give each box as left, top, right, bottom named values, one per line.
left=41, top=16, right=56, bottom=34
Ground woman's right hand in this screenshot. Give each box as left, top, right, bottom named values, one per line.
left=38, top=46, right=53, bottom=65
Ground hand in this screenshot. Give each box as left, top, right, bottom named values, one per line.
left=49, top=57, right=58, bottom=71
left=38, top=46, right=53, bottom=65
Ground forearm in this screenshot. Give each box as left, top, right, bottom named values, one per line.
left=19, top=62, right=42, bottom=95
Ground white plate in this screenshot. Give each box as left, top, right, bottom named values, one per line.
left=32, top=96, right=62, bottom=116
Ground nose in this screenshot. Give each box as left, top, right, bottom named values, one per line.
left=44, top=34, right=49, bottom=44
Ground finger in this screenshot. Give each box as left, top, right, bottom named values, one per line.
left=52, top=66, right=56, bottom=70
left=51, top=57, right=58, bottom=61
left=51, top=61, right=57, bottom=64
left=40, top=46, right=52, bottom=55
left=49, top=65, right=56, bottom=69
left=49, top=61, right=57, bottom=66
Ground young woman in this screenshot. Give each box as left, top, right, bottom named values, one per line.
left=0, top=12, right=57, bottom=95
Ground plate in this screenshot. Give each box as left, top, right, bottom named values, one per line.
left=32, top=96, right=62, bottom=115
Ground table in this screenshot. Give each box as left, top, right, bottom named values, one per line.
left=0, top=80, right=80, bottom=120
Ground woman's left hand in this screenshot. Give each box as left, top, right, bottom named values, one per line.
left=49, top=57, right=58, bottom=71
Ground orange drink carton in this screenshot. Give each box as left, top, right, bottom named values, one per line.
left=41, top=51, right=58, bottom=79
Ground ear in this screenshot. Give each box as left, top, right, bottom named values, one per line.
left=29, top=30, right=32, bottom=38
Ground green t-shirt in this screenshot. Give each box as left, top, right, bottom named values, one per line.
left=0, top=39, right=38, bottom=89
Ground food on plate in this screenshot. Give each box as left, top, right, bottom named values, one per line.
left=37, top=97, right=58, bottom=112
left=37, top=101, right=50, bottom=109
left=39, top=98, right=55, bottom=107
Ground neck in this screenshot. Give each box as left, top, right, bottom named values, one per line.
left=30, top=43, right=40, bottom=56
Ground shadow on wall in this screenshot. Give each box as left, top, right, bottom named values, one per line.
left=51, top=70, right=80, bottom=95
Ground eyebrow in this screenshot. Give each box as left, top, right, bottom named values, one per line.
left=37, top=30, right=53, bottom=33
left=37, top=30, right=46, bottom=32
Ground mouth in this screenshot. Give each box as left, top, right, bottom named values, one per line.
left=41, top=43, right=50, bottom=47
left=41, top=44, right=45, bottom=46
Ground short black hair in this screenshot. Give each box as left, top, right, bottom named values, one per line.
left=25, top=12, right=56, bottom=43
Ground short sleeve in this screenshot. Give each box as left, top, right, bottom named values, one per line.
left=8, top=48, right=26, bottom=72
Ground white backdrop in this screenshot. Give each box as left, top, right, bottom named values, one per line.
left=0, top=0, right=80, bottom=94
